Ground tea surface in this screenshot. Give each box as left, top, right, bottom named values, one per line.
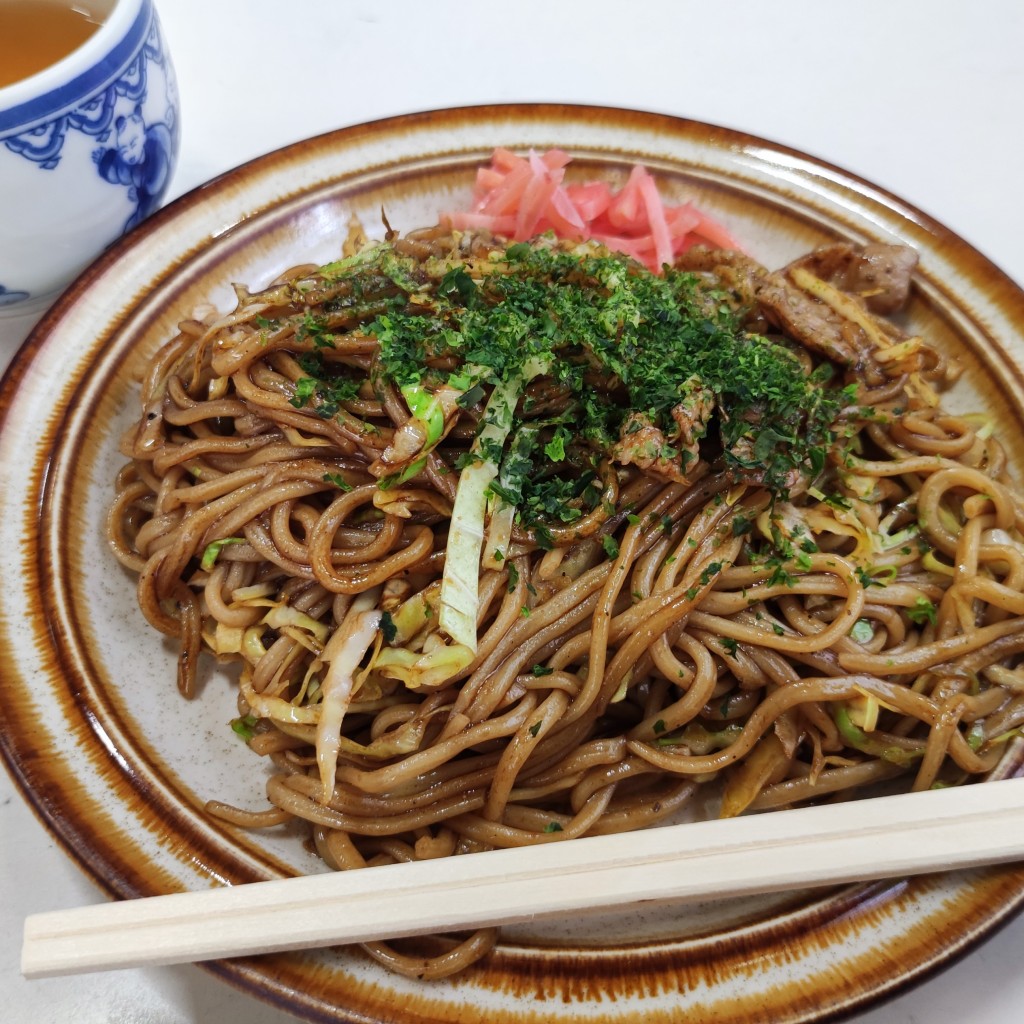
left=0, top=1, right=102, bottom=89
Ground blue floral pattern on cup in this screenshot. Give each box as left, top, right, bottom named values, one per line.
left=0, top=284, right=31, bottom=306
left=0, top=1, right=178, bottom=299
left=91, top=99, right=176, bottom=231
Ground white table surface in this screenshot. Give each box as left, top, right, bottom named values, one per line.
left=3, top=1, right=1024, bottom=1020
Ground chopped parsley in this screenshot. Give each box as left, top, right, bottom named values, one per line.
left=855, top=565, right=886, bottom=589
left=289, top=377, right=319, bottom=409
left=365, top=241, right=848, bottom=508
left=766, top=562, right=796, bottom=588
left=289, top=351, right=361, bottom=418
left=265, top=236, right=854, bottom=589
left=379, top=611, right=397, bottom=644
left=699, top=561, right=723, bottom=585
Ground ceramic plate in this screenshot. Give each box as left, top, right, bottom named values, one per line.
left=3, top=104, right=1024, bottom=1024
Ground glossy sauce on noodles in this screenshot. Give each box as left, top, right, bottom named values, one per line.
left=108, top=219, right=1024, bottom=979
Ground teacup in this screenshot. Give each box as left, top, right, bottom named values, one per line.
left=0, top=0, right=179, bottom=317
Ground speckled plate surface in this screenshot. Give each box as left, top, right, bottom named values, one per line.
left=2, top=104, right=1024, bottom=1024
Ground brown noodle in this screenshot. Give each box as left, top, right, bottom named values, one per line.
left=108, top=223, right=1024, bottom=979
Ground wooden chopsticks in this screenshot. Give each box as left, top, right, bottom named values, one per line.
left=22, top=776, right=1024, bottom=979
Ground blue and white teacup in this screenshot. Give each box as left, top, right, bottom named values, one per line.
left=0, top=0, right=179, bottom=317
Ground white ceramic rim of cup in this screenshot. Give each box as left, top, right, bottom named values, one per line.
left=0, top=0, right=143, bottom=113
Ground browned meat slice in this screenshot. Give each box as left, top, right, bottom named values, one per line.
left=671, top=377, right=716, bottom=466
left=727, top=433, right=803, bottom=494
left=753, top=273, right=869, bottom=367
left=676, top=248, right=869, bottom=367
left=784, top=243, right=918, bottom=314
left=610, top=380, right=715, bottom=482
left=674, top=246, right=761, bottom=307
left=611, top=412, right=692, bottom=483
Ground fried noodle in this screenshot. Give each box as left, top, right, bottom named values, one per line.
left=108, top=220, right=1024, bottom=979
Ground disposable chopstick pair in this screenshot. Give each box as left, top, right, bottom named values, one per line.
left=21, top=776, right=1024, bottom=979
